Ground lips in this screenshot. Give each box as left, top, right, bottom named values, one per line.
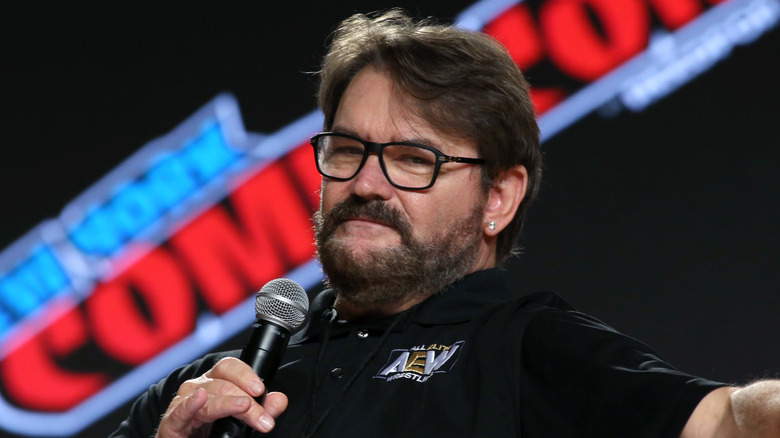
left=342, top=215, right=394, bottom=228
left=337, top=216, right=398, bottom=241
left=316, top=197, right=414, bottom=246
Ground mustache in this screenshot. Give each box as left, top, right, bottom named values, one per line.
left=316, top=196, right=413, bottom=242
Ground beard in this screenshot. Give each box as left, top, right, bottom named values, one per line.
left=314, top=195, right=485, bottom=309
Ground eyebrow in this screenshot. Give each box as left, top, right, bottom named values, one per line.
left=330, top=126, right=442, bottom=150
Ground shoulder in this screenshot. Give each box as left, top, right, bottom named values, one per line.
left=502, top=294, right=726, bottom=437
left=472, top=290, right=580, bottom=335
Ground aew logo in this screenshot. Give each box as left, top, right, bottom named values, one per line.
left=374, top=341, right=464, bottom=383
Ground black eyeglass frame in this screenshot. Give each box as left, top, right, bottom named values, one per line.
left=310, top=132, right=485, bottom=190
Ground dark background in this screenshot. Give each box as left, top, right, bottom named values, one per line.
left=2, top=2, right=778, bottom=436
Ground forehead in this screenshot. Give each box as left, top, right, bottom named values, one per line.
left=334, top=67, right=477, bottom=156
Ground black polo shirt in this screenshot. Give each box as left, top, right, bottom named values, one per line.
left=112, top=269, right=724, bottom=437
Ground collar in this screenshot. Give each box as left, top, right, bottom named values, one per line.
left=413, top=268, right=515, bottom=325
left=295, top=268, right=516, bottom=342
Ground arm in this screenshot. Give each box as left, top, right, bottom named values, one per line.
left=682, top=381, right=780, bottom=437
left=155, top=357, right=288, bottom=438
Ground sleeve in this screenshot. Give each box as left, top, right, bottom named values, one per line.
left=518, top=304, right=726, bottom=438
left=108, top=351, right=238, bottom=438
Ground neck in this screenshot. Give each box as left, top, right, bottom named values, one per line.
left=333, top=292, right=433, bottom=323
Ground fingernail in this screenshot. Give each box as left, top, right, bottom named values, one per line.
left=258, top=414, right=274, bottom=432
left=249, top=380, right=264, bottom=396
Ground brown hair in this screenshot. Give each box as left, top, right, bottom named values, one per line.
left=318, top=9, right=542, bottom=264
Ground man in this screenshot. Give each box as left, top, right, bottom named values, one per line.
left=112, top=9, right=780, bottom=438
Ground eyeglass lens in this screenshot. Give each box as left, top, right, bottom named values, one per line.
left=317, top=134, right=437, bottom=189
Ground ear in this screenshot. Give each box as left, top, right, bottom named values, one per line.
left=483, top=165, right=528, bottom=237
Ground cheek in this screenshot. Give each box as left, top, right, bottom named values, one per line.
left=403, top=186, right=484, bottom=232
left=320, top=181, right=346, bottom=212
left=399, top=195, right=450, bottom=235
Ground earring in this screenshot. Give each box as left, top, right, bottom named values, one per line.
left=488, top=221, right=496, bottom=231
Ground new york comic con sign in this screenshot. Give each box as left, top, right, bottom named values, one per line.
left=0, top=0, right=777, bottom=435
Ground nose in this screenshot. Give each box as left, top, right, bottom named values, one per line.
left=350, top=154, right=394, bottom=200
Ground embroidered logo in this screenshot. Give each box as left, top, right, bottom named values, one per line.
left=374, top=341, right=464, bottom=383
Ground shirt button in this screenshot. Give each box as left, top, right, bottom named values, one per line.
left=356, top=329, right=369, bottom=338
left=331, top=367, right=344, bottom=379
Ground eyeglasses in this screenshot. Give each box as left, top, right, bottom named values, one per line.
left=310, top=132, right=485, bottom=190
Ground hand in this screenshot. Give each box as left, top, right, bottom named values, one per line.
left=682, top=381, right=780, bottom=437
left=155, top=357, right=289, bottom=438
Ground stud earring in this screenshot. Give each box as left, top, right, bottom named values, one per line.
left=488, top=221, right=496, bottom=231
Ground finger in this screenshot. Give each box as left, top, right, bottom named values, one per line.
left=157, top=388, right=209, bottom=438
left=201, top=358, right=288, bottom=433
left=229, top=395, right=277, bottom=433
left=246, top=391, right=289, bottom=433
left=224, top=390, right=289, bottom=433
left=160, top=390, right=258, bottom=437
left=195, top=393, right=253, bottom=423
left=263, top=392, right=289, bottom=419
left=189, top=381, right=273, bottom=432
left=205, top=357, right=267, bottom=398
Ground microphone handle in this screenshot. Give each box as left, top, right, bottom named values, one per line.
left=208, top=320, right=291, bottom=438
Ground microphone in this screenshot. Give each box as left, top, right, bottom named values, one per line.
left=208, top=278, right=310, bottom=438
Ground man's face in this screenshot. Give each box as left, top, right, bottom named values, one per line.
left=314, top=67, right=494, bottom=312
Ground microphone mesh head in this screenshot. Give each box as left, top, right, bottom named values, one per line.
left=255, top=278, right=309, bottom=332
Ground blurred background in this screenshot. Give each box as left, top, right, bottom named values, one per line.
left=1, top=1, right=778, bottom=436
